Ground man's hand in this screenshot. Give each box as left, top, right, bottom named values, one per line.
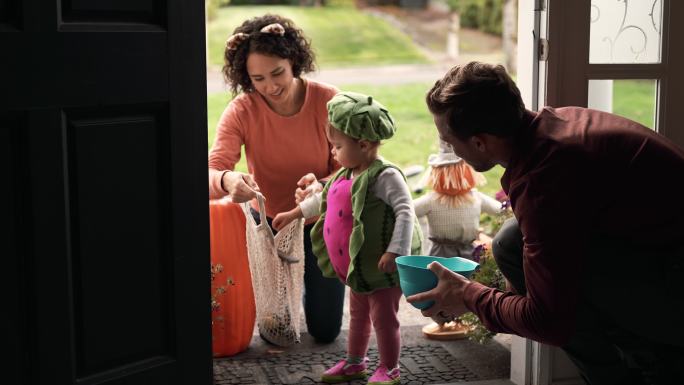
left=294, top=173, right=323, bottom=204
left=378, top=252, right=399, bottom=273
left=222, top=171, right=261, bottom=203
left=406, top=261, right=471, bottom=320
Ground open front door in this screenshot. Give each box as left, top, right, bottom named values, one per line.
left=2, top=1, right=211, bottom=384
left=512, top=0, right=684, bottom=384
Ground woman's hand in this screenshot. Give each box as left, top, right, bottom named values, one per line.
left=294, top=173, right=323, bottom=204
left=406, top=261, right=471, bottom=320
left=222, top=171, right=260, bottom=203
left=378, top=252, right=399, bottom=273
left=272, top=206, right=303, bottom=231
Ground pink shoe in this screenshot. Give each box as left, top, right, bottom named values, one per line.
left=367, top=365, right=400, bottom=385
left=321, top=357, right=369, bottom=383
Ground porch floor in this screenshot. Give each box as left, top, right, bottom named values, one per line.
left=213, top=287, right=512, bottom=385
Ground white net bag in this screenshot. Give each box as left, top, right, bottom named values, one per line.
left=242, top=193, right=305, bottom=346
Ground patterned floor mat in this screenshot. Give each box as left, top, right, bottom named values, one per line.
left=214, top=344, right=480, bottom=384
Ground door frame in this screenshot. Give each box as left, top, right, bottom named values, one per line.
left=543, top=0, right=684, bottom=146
left=512, top=1, right=683, bottom=384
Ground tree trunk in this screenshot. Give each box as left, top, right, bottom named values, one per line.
left=503, top=0, right=518, bottom=73
left=447, top=12, right=460, bottom=60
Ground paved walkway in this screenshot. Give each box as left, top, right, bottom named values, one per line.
left=206, top=63, right=447, bottom=94
left=206, top=53, right=504, bottom=93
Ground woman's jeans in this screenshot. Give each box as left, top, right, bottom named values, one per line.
left=251, top=208, right=345, bottom=343
left=492, top=217, right=684, bottom=384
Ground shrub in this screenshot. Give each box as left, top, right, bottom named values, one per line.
left=460, top=191, right=513, bottom=343
left=445, top=0, right=503, bottom=36
left=459, top=242, right=508, bottom=343
left=481, top=0, right=503, bottom=35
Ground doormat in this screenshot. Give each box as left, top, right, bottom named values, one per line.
left=214, top=344, right=480, bottom=384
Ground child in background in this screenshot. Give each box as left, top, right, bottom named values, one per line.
left=273, top=91, right=422, bottom=385
left=414, top=140, right=503, bottom=339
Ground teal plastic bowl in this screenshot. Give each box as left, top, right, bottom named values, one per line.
left=396, top=255, right=479, bottom=310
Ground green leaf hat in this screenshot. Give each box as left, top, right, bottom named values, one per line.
left=326, top=91, right=396, bottom=141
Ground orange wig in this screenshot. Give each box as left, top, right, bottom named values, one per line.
left=427, top=161, right=486, bottom=207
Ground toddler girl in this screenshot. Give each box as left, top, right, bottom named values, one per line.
left=273, top=91, right=422, bottom=385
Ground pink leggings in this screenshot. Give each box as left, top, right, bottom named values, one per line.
left=348, top=286, right=403, bottom=369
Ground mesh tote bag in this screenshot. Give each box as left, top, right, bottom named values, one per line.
left=242, top=193, right=305, bottom=346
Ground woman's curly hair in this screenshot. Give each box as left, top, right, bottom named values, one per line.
left=223, top=14, right=316, bottom=95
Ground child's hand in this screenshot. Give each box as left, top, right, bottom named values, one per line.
left=295, top=173, right=322, bottom=204
left=272, top=206, right=303, bottom=231
left=378, top=252, right=399, bottom=273
left=273, top=211, right=294, bottom=231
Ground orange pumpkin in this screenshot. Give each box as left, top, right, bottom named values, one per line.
left=210, top=199, right=255, bottom=357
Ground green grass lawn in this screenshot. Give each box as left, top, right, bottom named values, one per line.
left=340, top=82, right=503, bottom=197
left=208, top=80, right=653, bottom=198
left=207, top=5, right=428, bottom=69
left=612, top=79, right=656, bottom=129
left=207, top=81, right=505, bottom=197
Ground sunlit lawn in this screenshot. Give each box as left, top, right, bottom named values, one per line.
left=207, top=81, right=505, bottom=197
left=612, top=79, right=656, bottom=129
left=206, top=5, right=428, bottom=69
left=206, top=0, right=656, bottom=201
left=208, top=77, right=654, bottom=199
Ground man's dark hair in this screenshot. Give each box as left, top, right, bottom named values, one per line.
left=426, top=62, right=525, bottom=140
left=223, top=14, right=316, bottom=95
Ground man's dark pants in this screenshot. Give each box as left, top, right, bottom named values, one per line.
left=492, top=217, right=684, bottom=384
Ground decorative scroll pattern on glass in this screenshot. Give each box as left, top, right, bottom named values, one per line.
left=590, top=0, right=662, bottom=63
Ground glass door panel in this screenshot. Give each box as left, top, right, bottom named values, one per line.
left=588, top=79, right=657, bottom=129
left=589, top=0, right=663, bottom=64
